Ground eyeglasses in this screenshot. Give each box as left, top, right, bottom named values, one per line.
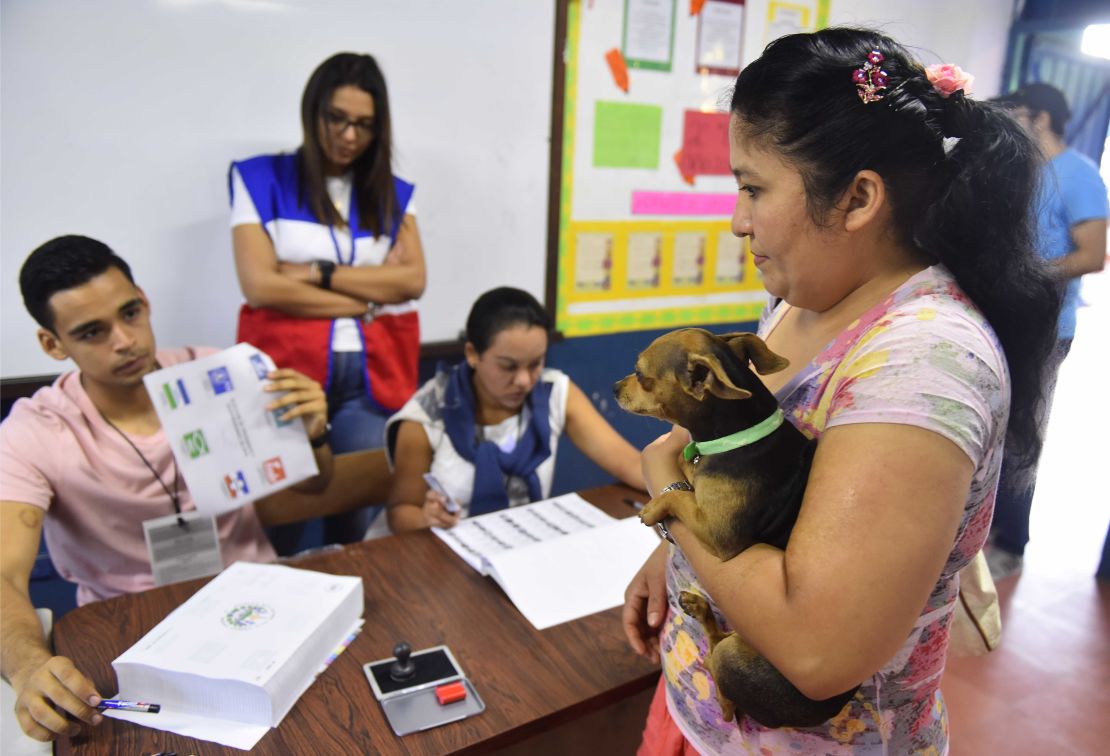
left=322, top=110, right=375, bottom=138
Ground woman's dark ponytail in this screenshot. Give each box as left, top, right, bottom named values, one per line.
left=914, top=99, right=1061, bottom=468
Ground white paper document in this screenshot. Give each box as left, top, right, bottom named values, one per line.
left=105, top=562, right=363, bottom=750
left=143, top=343, right=319, bottom=515
left=433, top=495, right=661, bottom=630
left=433, top=494, right=617, bottom=574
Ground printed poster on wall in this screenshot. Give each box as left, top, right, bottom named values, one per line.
left=696, top=0, right=745, bottom=76
left=575, top=232, right=614, bottom=291
left=764, top=0, right=831, bottom=47
left=622, top=0, right=676, bottom=71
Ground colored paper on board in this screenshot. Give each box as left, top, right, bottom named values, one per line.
left=679, top=110, right=731, bottom=176
left=673, top=150, right=696, bottom=184
left=631, top=191, right=735, bottom=215
left=594, top=102, right=662, bottom=169
left=690, top=0, right=708, bottom=15
left=605, top=48, right=630, bottom=92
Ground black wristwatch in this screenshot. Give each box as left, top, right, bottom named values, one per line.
left=310, top=423, right=332, bottom=449
left=317, top=260, right=337, bottom=290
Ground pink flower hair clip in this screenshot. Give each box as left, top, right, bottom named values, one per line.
left=925, top=63, right=974, bottom=98
left=853, top=50, right=889, bottom=104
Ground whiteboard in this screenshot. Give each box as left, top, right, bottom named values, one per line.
left=0, top=0, right=554, bottom=378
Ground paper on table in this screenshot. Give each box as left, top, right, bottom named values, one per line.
left=143, top=343, right=319, bottom=515
left=103, top=618, right=363, bottom=750
left=432, top=494, right=616, bottom=574
left=103, top=706, right=270, bottom=751
left=107, top=562, right=363, bottom=749
left=485, top=516, right=662, bottom=630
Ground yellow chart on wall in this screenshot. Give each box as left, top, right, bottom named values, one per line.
left=560, top=219, right=767, bottom=336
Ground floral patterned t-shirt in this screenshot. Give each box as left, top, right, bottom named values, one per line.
left=661, top=265, right=1009, bottom=754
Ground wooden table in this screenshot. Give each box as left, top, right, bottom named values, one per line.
left=53, top=486, right=660, bottom=754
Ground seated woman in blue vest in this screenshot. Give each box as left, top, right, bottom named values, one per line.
left=384, top=287, right=644, bottom=531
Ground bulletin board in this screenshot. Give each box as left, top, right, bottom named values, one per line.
left=555, top=0, right=829, bottom=337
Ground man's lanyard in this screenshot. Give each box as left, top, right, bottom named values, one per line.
left=100, top=413, right=184, bottom=524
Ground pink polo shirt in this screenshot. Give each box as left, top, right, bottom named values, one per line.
left=0, top=347, right=277, bottom=606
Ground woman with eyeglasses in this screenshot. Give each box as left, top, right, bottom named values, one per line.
left=229, top=52, right=425, bottom=553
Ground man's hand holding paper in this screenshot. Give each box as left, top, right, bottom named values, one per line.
left=143, top=343, right=328, bottom=516
left=263, top=368, right=328, bottom=443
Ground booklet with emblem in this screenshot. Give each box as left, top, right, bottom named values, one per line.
left=103, top=562, right=363, bottom=750
left=142, top=342, right=319, bottom=515
left=432, top=494, right=661, bottom=630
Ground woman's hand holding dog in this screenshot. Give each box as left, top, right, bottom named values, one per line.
left=622, top=541, right=669, bottom=665
left=622, top=425, right=689, bottom=665
left=641, top=425, right=689, bottom=496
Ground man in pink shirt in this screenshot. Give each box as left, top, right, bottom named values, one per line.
left=0, top=236, right=337, bottom=743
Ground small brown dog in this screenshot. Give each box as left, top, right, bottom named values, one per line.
left=613, top=328, right=859, bottom=728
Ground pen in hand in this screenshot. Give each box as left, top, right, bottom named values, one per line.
left=96, top=699, right=161, bottom=713
left=622, top=497, right=645, bottom=511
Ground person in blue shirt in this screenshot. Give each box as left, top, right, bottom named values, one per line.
left=989, top=83, right=1109, bottom=579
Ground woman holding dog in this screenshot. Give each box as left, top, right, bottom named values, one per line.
left=623, top=28, right=1060, bottom=754
left=383, top=287, right=644, bottom=532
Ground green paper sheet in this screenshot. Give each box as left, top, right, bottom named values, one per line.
left=593, top=101, right=662, bottom=169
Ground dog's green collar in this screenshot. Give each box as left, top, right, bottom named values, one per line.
left=683, top=409, right=785, bottom=462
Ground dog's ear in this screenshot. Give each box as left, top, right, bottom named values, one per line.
left=720, top=333, right=790, bottom=375
left=683, top=353, right=752, bottom=401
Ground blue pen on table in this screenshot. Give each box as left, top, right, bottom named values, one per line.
left=96, top=699, right=161, bottom=713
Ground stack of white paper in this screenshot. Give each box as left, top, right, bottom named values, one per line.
left=433, top=495, right=661, bottom=630
left=105, top=562, right=363, bottom=749
left=143, top=343, right=319, bottom=515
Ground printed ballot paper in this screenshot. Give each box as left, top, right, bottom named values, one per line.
left=103, top=562, right=363, bottom=750
left=433, top=494, right=661, bottom=630
left=143, top=343, right=318, bottom=515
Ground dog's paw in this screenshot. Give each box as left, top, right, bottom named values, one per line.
left=638, top=498, right=668, bottom=526
left=719, top=697, right=737, bottom=723
left=678, top=590, right=710, bottom=620
left=639, top=501, right=661, bottom=523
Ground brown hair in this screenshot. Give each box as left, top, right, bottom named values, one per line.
left=298, top=52, right=396, bottom=237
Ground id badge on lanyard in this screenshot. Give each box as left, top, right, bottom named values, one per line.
left=142, top=511, right=224, bottom=587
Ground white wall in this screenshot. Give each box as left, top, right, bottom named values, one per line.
left=1, top=0, right=554, bottom=378
left=0, top=0, right=1014, bottom=379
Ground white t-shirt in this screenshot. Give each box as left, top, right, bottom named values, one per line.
left=229, top=165, right=418, bottom=351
